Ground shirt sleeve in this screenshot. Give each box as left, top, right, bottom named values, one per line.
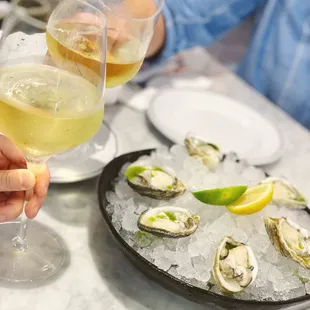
left=147, top=0, right=266, bottom=66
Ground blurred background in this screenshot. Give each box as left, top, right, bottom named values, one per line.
left=0, top=0, right=60, bottom=25
left=0, top=0, right=255, bottom=75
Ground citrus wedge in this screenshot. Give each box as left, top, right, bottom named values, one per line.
left=226, top=183, right=274, bottom=215
left=192, top=185, right=248, bottom=205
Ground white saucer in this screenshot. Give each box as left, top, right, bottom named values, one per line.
left=147, top=89, right=285, bottom=166
left=48, top=123, right=117, bottom=183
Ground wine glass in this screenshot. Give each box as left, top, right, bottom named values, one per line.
left=0, top=0, right=107, bottom=283
left=47, top=0, right=164, bottom=88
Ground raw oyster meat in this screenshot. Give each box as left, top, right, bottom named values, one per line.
left=212, top=236, right=258, bottom=293
left=264, top=217, right=310, bottom=268
left=137, top=206, right=200, bottom=238
left=125, top=163, right=186, bottom=200
left=184, top=135, right=222, bottom=170
left=261, top=177, right=307, bottom=209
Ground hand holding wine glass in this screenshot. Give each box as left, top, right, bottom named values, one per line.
left=47, top=0, right=164, bottom=88
left=0, top=0, right=163, bottom=283
left=0, top=135, right=50, bottom=222
left=0, top=0, right=107, bottom=283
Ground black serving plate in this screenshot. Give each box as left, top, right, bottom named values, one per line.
left=97, top=149, right=310, bottom=310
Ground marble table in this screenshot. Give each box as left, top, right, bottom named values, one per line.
left=1, top=50, right=310, bottom=310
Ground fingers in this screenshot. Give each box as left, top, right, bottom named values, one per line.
left=0, top=165, right=50, bottom=221
left=0, top=191, right=24, bottom=223
left=25, top=196, right=42, bottom=219
left=0, top=169, right=36, bottom=192
left=24, top=188, right=34, bottom=202
left=0, top=135, right=26, bottom=167
left=73, top=12, right=102, bottom=25
left=25, top=164, right=50, bottom=219
left=33, top=164, right=50, bottom=198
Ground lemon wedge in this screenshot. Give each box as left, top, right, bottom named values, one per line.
left=226, top=183, right=274, bottom=215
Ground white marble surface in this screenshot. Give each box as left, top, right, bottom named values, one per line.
left=2, top=51, right=310, bottom=310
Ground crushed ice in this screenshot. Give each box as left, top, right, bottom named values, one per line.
left=106, top=145, right=310, bottom=301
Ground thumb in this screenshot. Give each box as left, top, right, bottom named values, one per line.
left=0, top=169, right=36, bottom=192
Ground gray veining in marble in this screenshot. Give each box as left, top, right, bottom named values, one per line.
left=1, top=50, right=310, bottom=310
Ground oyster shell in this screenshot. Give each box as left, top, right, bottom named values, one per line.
left=125, top=163, right=186, bottom=200
left=184, top=136, right=222, bottom=170
left=137, top=206, right=200, bottom=238
left=212, top=236, right=258, bottom=293
left=264, top=217, right=310, bottom=268
left=261, top=177, right=307, bottom=209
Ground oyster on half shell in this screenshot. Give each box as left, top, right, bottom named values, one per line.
left=264, top=217, right=310, bottom=268
left=212, top=236, right=258, bottom=293
left=184, top=136, right=222, bottom=170
left=261, top=177, right=307, bottom=209
left=125, top=163, right=186, bottom=200
left=137, top=206, right=200, bottom=238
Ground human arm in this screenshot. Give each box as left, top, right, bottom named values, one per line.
left=146, top=0, right=266, bottom=64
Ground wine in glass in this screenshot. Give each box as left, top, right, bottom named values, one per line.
left=46, top=0, right=164, bottom=88
left=0, top=0, right=107, bottom=282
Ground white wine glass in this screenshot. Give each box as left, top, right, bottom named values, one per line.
left=0, top=0, right=107, bottom=283
left=47, top=0, right=164, bottom=89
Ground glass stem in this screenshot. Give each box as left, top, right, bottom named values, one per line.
left=11, top=158, right=47, bottom=253
left=12, top=200, right=29, bottom=252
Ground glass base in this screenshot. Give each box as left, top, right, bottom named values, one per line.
left=0, top=221, right=66, bottom=283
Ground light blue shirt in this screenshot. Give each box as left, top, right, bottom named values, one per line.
left=147, top=0, right=310, bottom=129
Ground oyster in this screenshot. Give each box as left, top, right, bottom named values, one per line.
left=212, top=236, right=258, bottom=293
left=125, top=163, right=186, bottom=200
left=264, top=217, right=310, bottom=268
left=261, top=177, right=307, bottom=209
left=137, top=206, right=200, bottom=238
left=184, top=136, right=222, bottom=170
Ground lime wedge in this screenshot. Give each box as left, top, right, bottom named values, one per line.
left=192, top=185, right=248, bottom=205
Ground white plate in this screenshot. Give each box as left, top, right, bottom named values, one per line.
left=147, top=89, right=285, bottom=166
left=48, top=123, right=117, bottom=183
